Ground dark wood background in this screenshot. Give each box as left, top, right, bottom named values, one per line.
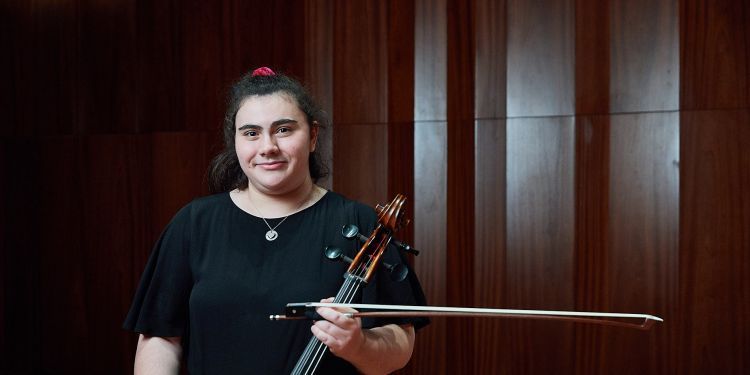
left=1, top=0, right=748, bottom=373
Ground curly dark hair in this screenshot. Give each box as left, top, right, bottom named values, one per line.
left=207, top=69, right=329, bottom=193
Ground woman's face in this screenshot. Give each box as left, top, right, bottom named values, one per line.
left=234, top=93, right=318, bottom=196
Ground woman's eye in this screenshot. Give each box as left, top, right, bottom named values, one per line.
left=244, top=130, right=258, bottom=137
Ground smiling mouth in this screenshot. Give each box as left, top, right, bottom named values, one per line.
left=254, top=161, right=287, bottom=169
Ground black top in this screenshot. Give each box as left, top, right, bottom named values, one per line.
left=124, top=191, right=428, bottom=374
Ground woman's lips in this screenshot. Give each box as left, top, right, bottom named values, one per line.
left=255, top=161, right=287, bottom=170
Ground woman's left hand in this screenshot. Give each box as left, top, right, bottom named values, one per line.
left=311, top=297, right=365, bottom=359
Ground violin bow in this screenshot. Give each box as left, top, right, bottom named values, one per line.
left=271, top=302, right=663, bottom=330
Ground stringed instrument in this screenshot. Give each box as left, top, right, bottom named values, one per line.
left=285, top=194, right=412, bottom=375
left=274, top=194, right=663, bottom=374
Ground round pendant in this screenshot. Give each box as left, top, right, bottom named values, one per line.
left=265, top=230, right=279, bottom=241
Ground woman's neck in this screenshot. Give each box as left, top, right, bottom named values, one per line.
left=236, top=179, right=321, bottom=218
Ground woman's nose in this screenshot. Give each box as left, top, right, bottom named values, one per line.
left=259, top=135, right=279, bottom=156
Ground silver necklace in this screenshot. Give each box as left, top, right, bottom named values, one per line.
left=249, top=187, right=314, bottom=241
left=261, top=216, right=288, bottom=241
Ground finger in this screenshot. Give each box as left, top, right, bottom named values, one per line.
left=317, top=298, right=359, bottom=313
left=315, top=307, right=360, bottom=328
left=311, top=324, right=341, bottom=353
left=313, top=317, right=349, bottom=337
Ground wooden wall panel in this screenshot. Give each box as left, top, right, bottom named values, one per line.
left=606, top=113, right=679, bottom=374
left=332, top=0, right=387, bottom=125
left=572, top=116, right=610, bottom=373
left=0, top=138, right=42, bottom=372
left=181, top=0, right=308, bottom=132
left=506, top=0, right=574, bottom=117
left=681, top=0, right=750, bottom=109
left=475, top=0, right=506, bottom=119
left=610, top=0, right=679, bottom=113
left=414, top=0, right=447, bottom=122
left=445, top=0, right=476, bottom=372
left=150, top=132, right=214, bottom=233
left=135, top=0, right=185, bottom=133
left=679, top=2, right=749, bottom=373
left=332, top=123, right=388, bottom=206
left=387, top=0, right=416, bottom=245
left=4, top=0, right=750, bottom=374
left=76, top=136, right=152, bottom=373
left=304, top=0, right=334, bottom=189
left=413, top=121, right=448, bottom=375
left=473, top=119, right=507, bottom=372
left=575, top=0, right=610, bottom=114
left=76, top=2, right=139, bottom=134
left=0, top=136, right=155, bottom=373
left=505, top=117, right=576, bottom=374
left=679, top=110, right=750, bottom=374
left=412, top=1, right=448, bottom=373
left=473, top=5, right=507, bottom=369
left=0, top=141, right=6, bottom=363
left=330, top=0, right=389, bottom=205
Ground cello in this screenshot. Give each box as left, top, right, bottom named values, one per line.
left=275, top=194, right=662, bottom=374
left=286, top=193, right=413, bottom=375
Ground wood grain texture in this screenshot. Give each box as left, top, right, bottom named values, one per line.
left=305, top=0, right=334, bottom=189
left=681, top=0, right=750, bottom=109
left=4, top=0, right=750, bottom=374
left=606, top=112, right=679, bottom=374
left=411, top=1, right=448, bottom=372
left=332, top=123, right=388, bottom=206
left=414, top=0, right=447, bottom=122
left=610, top=0, right=679, bottom=113
left=679, top=109, right=750, bottom=374
left=575, top=0, right=610, bottom=114
left=474, top=0, right=506, bottom=119
left=387, top=0, right=416, bottom=246
left=506, top=116, right=576, bottom=374
left=446, top=0, right=476, bottom=372
left=181, top=0, right=307, bottom=131
left=0, top=138, right=42, bottom=372
left=506, top=0, right=574, bottom=117
left=412, top=121, right=448, bottom=375
left=473, top=119, right=507, bottom=372
left=332, top=0, right=388, bottom=125
left=572, top=116, right=611, bottom=373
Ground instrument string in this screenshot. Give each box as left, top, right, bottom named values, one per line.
left=296, top=231, right=387, bottom=374
left=293, top=194, right=407, bottom=375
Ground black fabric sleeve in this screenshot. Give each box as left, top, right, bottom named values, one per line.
left=123, top=204, right=194, bottom=337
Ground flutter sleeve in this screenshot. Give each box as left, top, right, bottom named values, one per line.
left=123, top=204, right=194, bottom=337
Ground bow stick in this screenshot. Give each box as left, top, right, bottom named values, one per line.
left=270, top=302, right=663, bottom=330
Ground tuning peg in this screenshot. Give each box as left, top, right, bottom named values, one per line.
left=324, top=246, right=353, bottom=264
left=341, top=224, right=368, bottom=242
left=342, top=224, right=420, bottom=256
left=324, top=245, right=408, bottom=282
left=391, top=239, right=420, bottom=256
left=383, top=262, right=408, bottom=282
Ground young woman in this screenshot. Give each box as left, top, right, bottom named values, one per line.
left=124, top=68, right=428, bottom=374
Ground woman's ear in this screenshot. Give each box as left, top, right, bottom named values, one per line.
left=310, top=121, right=319, bottom=152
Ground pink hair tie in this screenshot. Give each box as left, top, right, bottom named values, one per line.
left=251, top=67, right=275, bottom=77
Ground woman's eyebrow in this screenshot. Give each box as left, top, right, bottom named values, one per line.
left=237, top=118, right=298, bottom=131
left=237, top=124, right=262, bottom=132
left=271, top=118, right=298, bottom=126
